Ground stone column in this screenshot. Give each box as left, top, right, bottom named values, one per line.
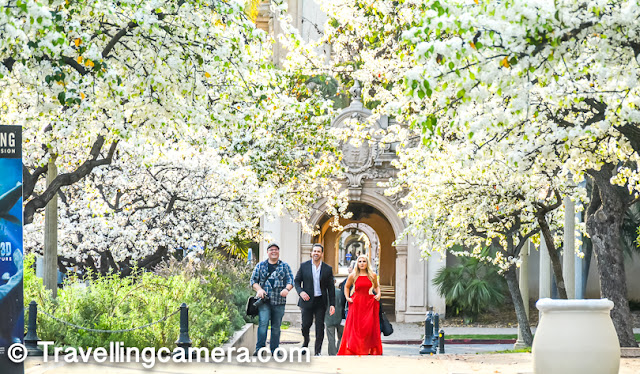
left=427, top=250, right=446, bottom=316
left=43, top=157, right=58, bottom=299
left=514, top=240, right=530, bottom=349
left=539, top=237, right=551, bottom=299
left=575, top=179, right=588, bottom=299
left=395, top=245, right=407, bottom=321
left=575, top=207, right=585, bottom=299
left=563, top=197, right=575, bottom=298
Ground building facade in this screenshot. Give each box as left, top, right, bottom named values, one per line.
left=259, top=91, right=447, bottom=324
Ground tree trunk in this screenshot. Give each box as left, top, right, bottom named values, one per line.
left=586, top=165, right=638, bottom=347
left=504, top=266, right=533, bottom=346
left=536, top=214, right=568, bottom=299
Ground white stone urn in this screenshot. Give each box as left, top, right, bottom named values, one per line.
left=533, top=298, right=620, bottom=374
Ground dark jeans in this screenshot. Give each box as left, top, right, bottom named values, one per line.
left=256, top=303, right=285, bottom=353
left=301, top=297, right=326, bottom=355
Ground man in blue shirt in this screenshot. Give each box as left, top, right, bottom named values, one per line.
left=250, top=243, right=294, bottom=355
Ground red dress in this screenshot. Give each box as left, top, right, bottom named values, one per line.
left=337, top=275, right=383, bottom=355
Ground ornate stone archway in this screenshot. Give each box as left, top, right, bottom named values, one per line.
left=297, top=85, right=445, bottom=322
left=260, top=83, right=445, bottom=324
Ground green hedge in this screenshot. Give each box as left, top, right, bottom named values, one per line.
left=24, top=254, right=253, bottom=350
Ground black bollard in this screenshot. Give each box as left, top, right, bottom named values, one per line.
left=439, top=329, right=445, bottom=354
left=25, top=301, right=43, bottom=356
left=175, top=303, right=192, bottom=355
left=419, top=311, right=436, bottom=354
left=432, top=313, right=440, bottom=350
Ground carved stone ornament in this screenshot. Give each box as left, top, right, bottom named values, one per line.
left=333, top=81, right=388, bottom=190
left=341, top=137, right=387, bottom=187
left=343, top=140, right=375, bottom=174
left=382, top=188, right=408, bottom=210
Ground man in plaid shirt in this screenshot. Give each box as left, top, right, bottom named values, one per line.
left=250, top=242, right=294, bottom=355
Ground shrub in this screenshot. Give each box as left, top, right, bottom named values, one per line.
left=433, top=250, right=507, bottom=324
left=23, top=253, right=252, bottom=350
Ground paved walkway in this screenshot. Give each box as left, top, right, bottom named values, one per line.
left=280, top=322, right=517, bottom=355
left=20, top=323, right=640, bottom=373
left=281, top=322, right=640, bottom=355
left=23, top=354, right=640, bottom=374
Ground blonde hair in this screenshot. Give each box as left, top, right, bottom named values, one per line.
left=351, top=255, right=378, bottom=289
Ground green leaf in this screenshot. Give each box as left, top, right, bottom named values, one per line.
left=456, top=88, right=466, bottom=99
left=57, top=92, right=66, bottom=104
left=423, top=114, right=437, bottom=133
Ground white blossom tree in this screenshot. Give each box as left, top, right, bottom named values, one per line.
left=387, top=136, right=573, bottom=346
left=24, top=146, right=346, bottom=274
left=282, top=0, right=640, bottom=347
left=399, top=0, right=640, bottom=347
left=276, top=0, right=422, bottom=119
left=3, top=0, right=346, bottom=268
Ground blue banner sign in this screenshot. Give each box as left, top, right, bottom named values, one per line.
left=0, top=125, right=23, bottom=373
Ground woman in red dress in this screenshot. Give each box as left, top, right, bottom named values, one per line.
left=338, top=255, right=383, bottom=355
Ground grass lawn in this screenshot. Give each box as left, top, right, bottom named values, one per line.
left=448, top=333, right=640, bottom=342
left=447, top=334, right=516, bottom=340
left=488, top=347, right=532, bottom=354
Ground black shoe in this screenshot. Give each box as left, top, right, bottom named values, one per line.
left=301, top=346, right=309, bottom=355
left=314, top=353, right=322, bottom=357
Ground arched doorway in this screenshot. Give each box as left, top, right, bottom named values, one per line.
left=336, top=222, right=379, bottom=274
left=313, top=202, right=397, bottom=319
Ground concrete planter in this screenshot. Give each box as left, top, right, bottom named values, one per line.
left=533, top=298, right=620, bottom=374
left=221, top=323, right=257, bottom=353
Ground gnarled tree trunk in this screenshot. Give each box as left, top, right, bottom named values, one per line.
left=536, top=209, right=568, bottom=299
left=586, top=164, right=638, bottom=347
left=504, top=266, right=533, bottom=346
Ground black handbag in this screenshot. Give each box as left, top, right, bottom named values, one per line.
left=246, top=296, right=259, bottom=317
left=380, top=311, right=393, bottom=336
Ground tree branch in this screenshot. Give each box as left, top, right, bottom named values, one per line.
left=24, top=137, right=119, bottom=224
left=23, top=164, right=48, bottom=201
left=617, top=123, right=640, bottom=154
left=102, top=21, right=138, bottom=59
left=61, top=56, right=89, bottom=76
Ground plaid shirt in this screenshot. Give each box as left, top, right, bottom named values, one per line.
left=250, top=259, right=294, bottom=305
